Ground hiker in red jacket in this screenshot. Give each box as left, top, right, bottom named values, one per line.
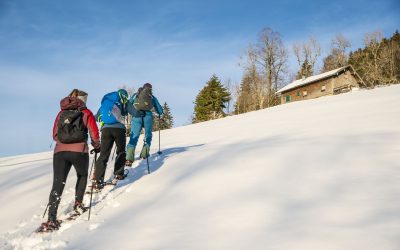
left=40, top=89, right=100, bottom=232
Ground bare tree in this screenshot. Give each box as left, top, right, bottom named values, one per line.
left=271, top=45, right=288, bottom=105
left=223, top=78, right=238, bottom=115
left=363, top=31, right=386, bottom=85
left=248, top=44, right=265, bottom=109
left=237, top=28, right=288, bottom=111
left=383, top=37, right=400, bottom=83
left=256, top=28, right=288, bottom=107
left=323, top=34, right=351, bottom=72
left=332, top=34, right=351, bottom=66
left=293, top=36, right=321, bottom=78
left=238, top=44, right=261, bottom=112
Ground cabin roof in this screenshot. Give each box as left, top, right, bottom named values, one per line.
left=277, top=65, right=355, bottom=94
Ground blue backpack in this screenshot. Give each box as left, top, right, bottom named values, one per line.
left=98, top=90, right=128, bottom=124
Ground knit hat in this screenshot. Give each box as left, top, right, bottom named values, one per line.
left=69, top=89, right=88, bottom=104
left=143, top=83, right=152, bottom=89
left=77, top=92, right=88, bottom=104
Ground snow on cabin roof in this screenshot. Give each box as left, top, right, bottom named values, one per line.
left=277, top=66, right=351, bottom=94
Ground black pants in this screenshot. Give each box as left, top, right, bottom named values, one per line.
left=94, top=127, right=126, bottom=182
left=48, top=152, right=89, bottom=221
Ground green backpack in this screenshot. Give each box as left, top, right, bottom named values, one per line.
left=134, top=87, right=154, bottom=111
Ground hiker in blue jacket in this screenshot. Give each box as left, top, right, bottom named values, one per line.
left=125, top=83, right=163, bottom=166
left=93, top=89, right=129, bottom=189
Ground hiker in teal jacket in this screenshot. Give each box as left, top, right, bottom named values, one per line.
left=126, top=83, right=163, bottom=166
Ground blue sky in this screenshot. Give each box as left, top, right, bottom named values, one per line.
left=0, top=0, right=399, bottom=157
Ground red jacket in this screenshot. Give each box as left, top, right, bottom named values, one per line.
left=53, top=97, right=100, bottom=154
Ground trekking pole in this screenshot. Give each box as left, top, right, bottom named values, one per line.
left=88, top=149, right=96, bottom=180
left=42, top=204, right=49, bottom=218
left=146, top=156, right=150, bottom=174
left=141, top=115, right=150, bottom=174
left=158, top=114, right=162, bottom=155
left=111, top=145, right=116, bottom=160
left=88, top=152, right=98, bottom=221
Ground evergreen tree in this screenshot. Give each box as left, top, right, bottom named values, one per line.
left=193, top=75, right=231, bottom=123
left=160, top=102, right=173, bottom=129
left=295, top=59, right=313, bottom=79
left=152, top=102, right=174, bottom=131
left=234, top=72, right=257, bottom=114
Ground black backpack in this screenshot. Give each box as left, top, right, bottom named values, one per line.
left=57, top=110, right=88, bottom=143
left=134, top=87, right=154, bottom=111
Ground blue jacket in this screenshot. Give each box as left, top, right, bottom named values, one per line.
left=96, top=91, right=127, bottom=130
left=127, top=93, right=163, bottom=118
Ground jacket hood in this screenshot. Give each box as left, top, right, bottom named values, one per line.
left=60, top=96, right=86, bottom=110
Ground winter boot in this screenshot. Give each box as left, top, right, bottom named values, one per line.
left=93, top=180, right=104, bottom=191
left=126, top=147, right=135, bottom=165
left=111, top=174, right=125, bottom=185
left=140, top=144, right=150, bottom=159
left=114, top=174, right=126, bottom=180
left=73, top=201, right=88, bottom=215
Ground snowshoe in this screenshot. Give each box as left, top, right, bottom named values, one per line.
left=35, top=220, right=62, bottom=233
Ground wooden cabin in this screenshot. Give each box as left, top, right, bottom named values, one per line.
left=277, top=65, right=366, bottom=104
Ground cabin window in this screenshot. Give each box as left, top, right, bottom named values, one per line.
left=303, top=90, right=308, bottom=97
left=296, top=91, right=300, bottom=97
left=285, top=95, right=291, bottom=102
left=321, top=85, right=326, bottom=92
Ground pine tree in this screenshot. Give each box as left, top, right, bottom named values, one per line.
left=161, top=102, right=173, bottom=129
left=234, top=72, right=256, bottom=114
left=152, top=102, right=174, bottom=131
left=296, top=59, right=313, bottom=79
left=193, top=75, right=231, bottom=123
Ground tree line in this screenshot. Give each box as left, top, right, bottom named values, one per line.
left=192, top=28, right=400, bottom=123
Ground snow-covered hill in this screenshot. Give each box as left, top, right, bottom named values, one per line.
left=1, top=85, right=399, bottom=250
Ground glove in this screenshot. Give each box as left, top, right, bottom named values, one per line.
left=93, top=146, right=101, bottom=154
left=91, top=141, right=101, bottom=154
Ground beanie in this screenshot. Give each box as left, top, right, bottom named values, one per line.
left=69, top=89, right=88, bottom=104
left=77, top=91, right=88, bottom=104
left=143, top=83, right=152, bottom=89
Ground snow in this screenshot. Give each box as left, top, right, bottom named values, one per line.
left=1, top=85, right=400, bottom=250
